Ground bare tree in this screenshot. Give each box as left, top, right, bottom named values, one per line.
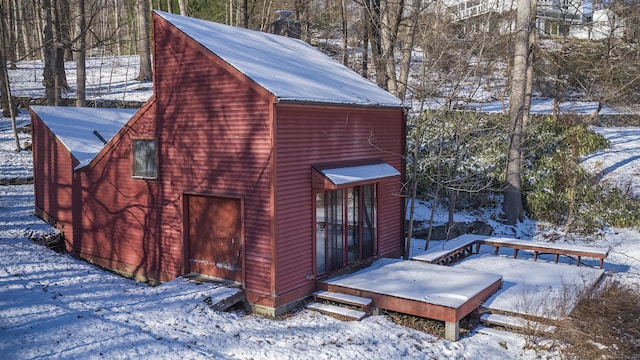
left=136, top=0, right=152, bottom=82
left=339, top=0, right=348, bottom=65
left=0, top=4, right=20, bottom=151
left=42, top=0, right=71, bottom=105
left=503, top=0, right=535, bottom=224
left=177, top=0, right=188, bottom=16
left=43, top=0, right=57, bottom=104
left=402, top=8, right=513, bottom=249
left=362, top=0, right=387, bottom=88
left=75, top=0, right=86, bottom=106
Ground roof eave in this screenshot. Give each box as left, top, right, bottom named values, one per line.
left=275, top=97, right=405, bottom=109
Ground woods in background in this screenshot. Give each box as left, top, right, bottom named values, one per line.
left=0, top=0, right=639, bottom=225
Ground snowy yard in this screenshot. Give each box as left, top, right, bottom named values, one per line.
left=2, top=109, right=640, bottom=358
left=1, top=57, right=640, bottom=358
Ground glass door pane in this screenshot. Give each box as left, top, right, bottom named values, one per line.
left=362, top=184, right=376, bottom=258
left=327, top=190, right=343, bottom=271
left=347, top=188, right=359, bottom=262
left=315, top=193, right=326, bottom=274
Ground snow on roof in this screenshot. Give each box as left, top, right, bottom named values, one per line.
left=318, top=162, right=400, bottom=185
left=154, top=11, right=403, bottom=108
left=31, top=106, right=137, bottom=169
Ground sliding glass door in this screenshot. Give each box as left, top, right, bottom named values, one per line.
left=315, top=184, right=376, bottom=275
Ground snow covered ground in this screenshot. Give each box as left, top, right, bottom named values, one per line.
left=1, top=57, right=640, bottom=359
left=9, top=56, right=152, bottom=103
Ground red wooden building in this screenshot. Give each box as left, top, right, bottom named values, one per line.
left=31, top=11, right=405, bottom=315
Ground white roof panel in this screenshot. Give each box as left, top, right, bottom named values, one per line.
left=319, top=162, right=400, bottom=185
left=155, top=11, right=403, bottom=108
left=31, top=106, right=137, bottom=169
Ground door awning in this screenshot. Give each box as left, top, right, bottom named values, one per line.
left=312, top=160, right=401, bottom=190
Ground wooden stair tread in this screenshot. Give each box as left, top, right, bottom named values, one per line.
left=481, top=313, right=556, bottom=333
left=306, top=302, right=368, bottom=320
left=313, top=290, right=372, bottom=307
left=476, top=326, right=524, bottom=339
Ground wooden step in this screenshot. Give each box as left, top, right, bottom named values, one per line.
left=313, top=290, right=372, bottom=311
left=476, top=325, right=520, bottom=339
left=306, top=302, right=368, bottom=320
left=204, top=290, right=246, bottom=311
left=481, top=313, right=556, bottom=333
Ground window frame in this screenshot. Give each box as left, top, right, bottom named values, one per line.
left=132, top=138, right=158, bottom=180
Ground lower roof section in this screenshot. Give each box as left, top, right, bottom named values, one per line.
left=312, top=160, right=401, bottom=190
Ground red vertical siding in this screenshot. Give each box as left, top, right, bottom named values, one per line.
left=153, top=17, right=274, bottom=299
left=274, top=104, right=405, bottom=301
left=31, top=113, right=78, bottom=250
left=65, top=101, right=158, bottom=279
left=66, top=15, right=274, bottom=292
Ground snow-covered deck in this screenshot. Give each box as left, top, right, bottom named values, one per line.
left=453, top=254, right=605, bottom=320
left=317, top=258, right=503, bottom=341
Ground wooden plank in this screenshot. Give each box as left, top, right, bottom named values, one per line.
left=306, top=302, right=368, bottom=320
left=313, top=290, right=372, bottom=308
left=479, top=237, right=609, bottom=268
left=481, top=313, right=556, bottom=333
left=206, top=290, right=246, bottom=311
left=476, top=326, right=519, bottom=338
left=481, top=238, right=609, bottom=257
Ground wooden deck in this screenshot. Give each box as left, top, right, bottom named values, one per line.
left=316, top=258, right=502, bottom=341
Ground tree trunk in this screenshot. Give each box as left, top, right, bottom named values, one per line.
left=294, top=0, right=309, bottom=42
left=17, top=0, right=33, bottom=60
left=177, top=0, right=188, bottom=15
left=380, top=0, right=398, bottom=95
left=43, top=0, right=56, bottom=104
left=522, top=0, right=537, bottom=149
left=35, top=0, right=46, bottom=60
left=75, top=0, right=86, bottom=107
left=57, top=0, right=73, bottom=61
left=0, top=7, right=21, bottom=151
left=361, top=5, right=369, bottom=77
left=6, top=0, right=18, bottom=67
left=365, top=0, right=386, bottom=88
left=503, top=0, right=533, bottom=224
left=0, top=6, right=10, bottom=116
left=238, top=0, right=248, bottom=28
left=397, top=0, right=419, bottom=101
left=136, top=0, right=152, bottom=81
left=45, top=0, right=70, bottom=103
left=340, top=0, right=348, bottom=66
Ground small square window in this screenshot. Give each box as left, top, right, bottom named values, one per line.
left=133, top=139, right=157, bottom=179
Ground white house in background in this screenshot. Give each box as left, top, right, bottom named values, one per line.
left=446, top=0, right=515, bottom=22
left=442, top=0, right=625, bottom=40
left=569, top=9, right=625, bottom=40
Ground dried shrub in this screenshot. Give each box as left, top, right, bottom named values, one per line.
left=552, top=279, right=640, bottom=359
left=385, top=310, right=446, bottom=338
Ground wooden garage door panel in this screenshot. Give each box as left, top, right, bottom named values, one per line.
left=188, top=195, right=242, bottom=282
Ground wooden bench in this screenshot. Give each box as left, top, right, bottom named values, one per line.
left=411, top=234, right=489, bottom=265
left=412, top=235, right=609, bottom=269
left=477, top=237, right=609, bottom=269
